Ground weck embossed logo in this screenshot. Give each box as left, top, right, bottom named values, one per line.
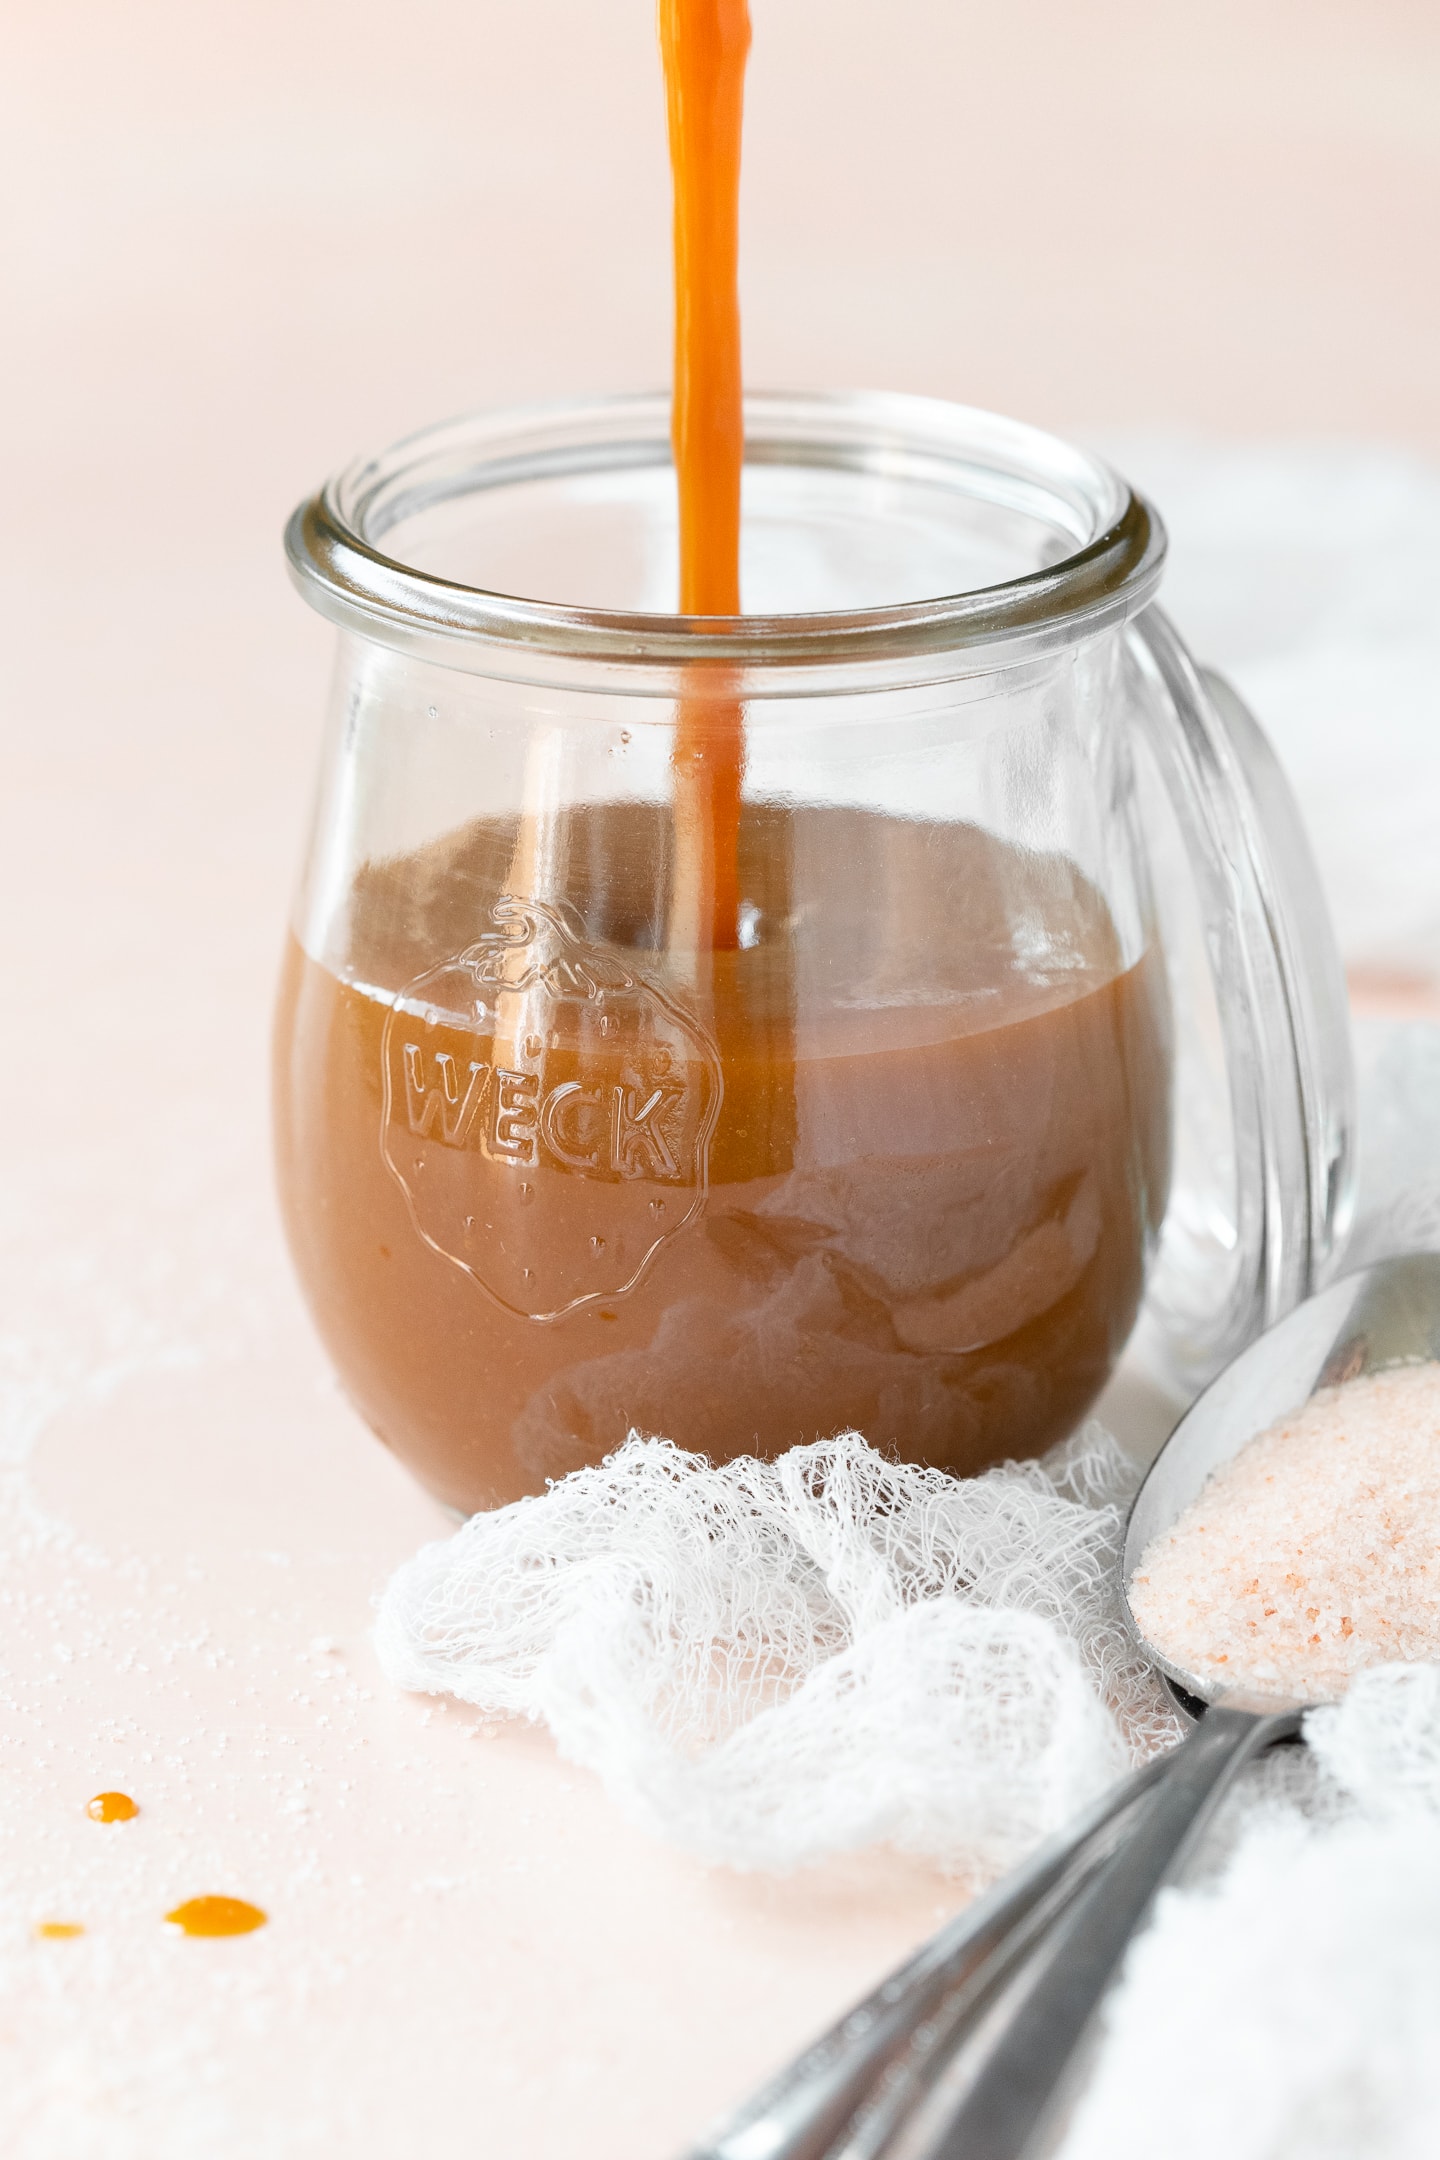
left=380, top=896, right=723, bottom=1320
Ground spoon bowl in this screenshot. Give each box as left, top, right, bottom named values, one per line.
left=1123, top=1248, right=1440, bottom=1711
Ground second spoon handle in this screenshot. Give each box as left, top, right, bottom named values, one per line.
left=902, top=1703, right=1301, bottom=2160
left=685, top=1750, right=1171, bottom=2160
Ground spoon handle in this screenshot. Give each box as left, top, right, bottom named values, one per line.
left=684, top=1749, right=1172, bottom=2160
left=891, top=1704, right=1300, bottom=2160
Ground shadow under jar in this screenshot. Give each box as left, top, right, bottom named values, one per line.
left=275, top=392, right=1353, bottom=1513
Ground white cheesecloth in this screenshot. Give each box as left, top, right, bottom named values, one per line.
left=376, top=1424, right=1179, bottom=1876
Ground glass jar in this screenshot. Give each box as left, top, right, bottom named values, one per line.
left=276, top=391, right=1353, bottom=1513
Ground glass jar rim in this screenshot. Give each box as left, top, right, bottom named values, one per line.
left=284, top=389, right=1165, bottom=687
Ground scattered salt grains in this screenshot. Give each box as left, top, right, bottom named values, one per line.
left=1129, top=1362, right=1440, bottom=1701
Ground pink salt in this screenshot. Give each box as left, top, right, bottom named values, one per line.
left=1129, top=1362, right=1440, bottom=1703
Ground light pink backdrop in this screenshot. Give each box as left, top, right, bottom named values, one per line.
left=1, top=3, right=1437, bottom=2152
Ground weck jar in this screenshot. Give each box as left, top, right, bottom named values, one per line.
left=274, top=392, right=1354, bottom=1512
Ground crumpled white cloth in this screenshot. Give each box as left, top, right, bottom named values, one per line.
left=376, top=1423, right=1179, bottom=1875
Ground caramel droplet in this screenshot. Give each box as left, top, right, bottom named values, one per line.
left=165, top=1896, right=267, bottom=1937
left=87, top=1791, right=139, bottom=1823
left=35, top=1921, right=85, bottom=1940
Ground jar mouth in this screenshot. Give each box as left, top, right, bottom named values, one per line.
left=285, top=390, right=1165, bottom=689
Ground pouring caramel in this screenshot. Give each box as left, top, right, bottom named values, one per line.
left=660, top=0, right=751, bottom=955
left=660, top=0, right=749, bottom=619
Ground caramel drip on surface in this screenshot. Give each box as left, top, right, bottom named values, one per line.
left=35, top=1922, right=85, bottom=1940
left=166, top=1896, right=267, bottom=1938
left=87, top=1790, right=139, bottom=1822
left=659, top=0, right=752, bottom=955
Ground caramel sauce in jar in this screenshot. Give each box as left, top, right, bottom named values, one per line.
left=275, top=805, right=1170, bottom=1512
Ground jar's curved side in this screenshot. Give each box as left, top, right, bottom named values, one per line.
left=1130, top=608, right=1356, bottom=1393
left=1196, top=664, right=1356, bottom=1284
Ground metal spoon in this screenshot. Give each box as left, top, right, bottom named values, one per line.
left=684, top=1751, right=1171, bottom=2160
left=686, top=1250, right=1440, bottom=2160
left=874, top=1248, right=1440, bottom=2160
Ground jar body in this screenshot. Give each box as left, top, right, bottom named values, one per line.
left=275, top=391, right=1350, bottom=1513
left=275, top=627, right=1171, bottom=1511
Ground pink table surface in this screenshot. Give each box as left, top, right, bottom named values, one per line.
left=2, top=1, right=1437, bottom=2150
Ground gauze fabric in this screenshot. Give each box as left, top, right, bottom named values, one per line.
left=375, top=1423, right=1179, bottom=1874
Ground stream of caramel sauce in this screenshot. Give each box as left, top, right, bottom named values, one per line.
left=658, top=0, right=752, bottom=954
